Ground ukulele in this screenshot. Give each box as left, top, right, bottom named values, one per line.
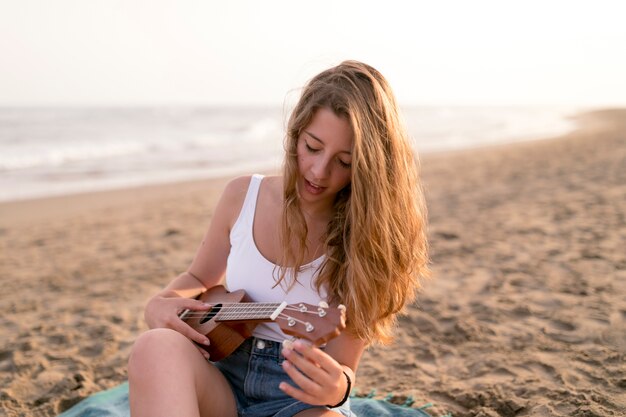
left=179, top=285, right=346, bottom=361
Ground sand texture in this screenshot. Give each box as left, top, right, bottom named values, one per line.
left=1, top=109, right=625, bottom=416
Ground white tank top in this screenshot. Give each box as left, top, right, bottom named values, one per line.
left=225, top=174, right=328, bottom=342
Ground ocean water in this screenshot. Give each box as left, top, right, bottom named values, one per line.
left=0, top=106, right=581, bottom=202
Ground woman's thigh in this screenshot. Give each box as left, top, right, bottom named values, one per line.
left=128, top=328, right=237, bottom=417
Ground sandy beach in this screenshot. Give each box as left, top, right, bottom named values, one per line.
left=1, top=109, right=624, bottom=416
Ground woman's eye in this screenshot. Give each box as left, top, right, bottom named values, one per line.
left=338, top=159, right=351, bottom=168
left=305, top=143, right=320, bottom=153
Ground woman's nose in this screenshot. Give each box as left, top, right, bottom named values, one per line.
left=311, top=157, right=330, bottom=179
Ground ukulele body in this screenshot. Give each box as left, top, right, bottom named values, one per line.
left=185, top=285, right=258, bottom=361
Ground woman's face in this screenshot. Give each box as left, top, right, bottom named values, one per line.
left=296, top=107, right=353, bottom=209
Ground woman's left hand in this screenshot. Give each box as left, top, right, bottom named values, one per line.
left=279, top=339, right=349, bottom=406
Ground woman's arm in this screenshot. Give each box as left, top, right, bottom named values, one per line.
left=143, top=176, right=252, bottom=347
left=185, top=176, right=251, bottom=289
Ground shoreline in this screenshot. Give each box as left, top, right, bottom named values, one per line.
left=0, top=105, right=581, bottom=205
left=0, top=110, right=582, bottom=215
left=1, top=108, right=625, bottom=416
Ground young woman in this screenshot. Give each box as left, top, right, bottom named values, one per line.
left=128, top=60, right=429, bottom=417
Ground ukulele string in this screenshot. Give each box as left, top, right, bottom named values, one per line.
left=180, top=310, right=324, bottom=318
left=180, top=304, right=327, bottom=318
left=180, top=302, right=281, bottom=317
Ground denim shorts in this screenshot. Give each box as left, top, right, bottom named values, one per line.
left=214, top=337, right=354, bottom=417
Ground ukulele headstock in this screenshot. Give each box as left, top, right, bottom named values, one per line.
left=274, top=302, right=346, bottom=346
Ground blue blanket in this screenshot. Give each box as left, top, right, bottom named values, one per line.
left=58, top=382, right=435, bottom=417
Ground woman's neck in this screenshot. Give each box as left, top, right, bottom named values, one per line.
left=300, top=201, right=334, bottom=225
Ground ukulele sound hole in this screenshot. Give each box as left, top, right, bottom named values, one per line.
left=199, top=304, right=223, bottom=324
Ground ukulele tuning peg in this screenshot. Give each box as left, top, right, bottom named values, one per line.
left=317, top=301, right=329, bottom=317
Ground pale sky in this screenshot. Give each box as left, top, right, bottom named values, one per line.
left=1, top=0, right=625, bottom=107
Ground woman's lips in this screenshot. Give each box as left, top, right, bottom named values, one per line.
left=304, top=179, right=325, bottom=195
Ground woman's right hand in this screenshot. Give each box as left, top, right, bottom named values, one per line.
left=144, top=292, right=213, bottom=359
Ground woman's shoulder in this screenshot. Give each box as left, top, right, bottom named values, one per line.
left=217, top=175, right=282, bottom=228
left=259, top=175, right=283, bottom=197
left=223, top=174, right=281, bottom=192
left=218, top=175, right=250, bottom=204
left=224, top=174, right=253, bottom=192
left=220, top=174, right=282, bottom=206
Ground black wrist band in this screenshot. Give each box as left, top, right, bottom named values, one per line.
left=326, top=370, right=352, bottom=408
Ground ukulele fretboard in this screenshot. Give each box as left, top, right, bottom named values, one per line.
left=215, top=302, right=288, bottom=321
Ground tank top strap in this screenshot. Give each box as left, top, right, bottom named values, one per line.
left=234, top=174, right=264, bottom=231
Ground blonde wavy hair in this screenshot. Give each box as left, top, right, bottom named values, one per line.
left=280, top=60, right=429, bottom=345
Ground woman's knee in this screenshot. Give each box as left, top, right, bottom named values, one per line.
left=128, top=328, right=192, bottom=373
